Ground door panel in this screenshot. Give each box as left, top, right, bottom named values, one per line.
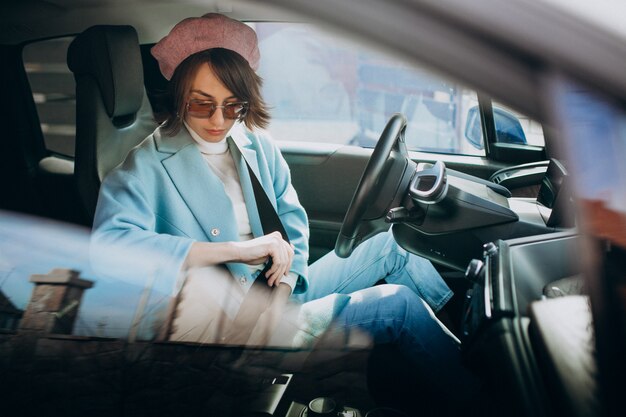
left=282, top=144, right=370, bottom=262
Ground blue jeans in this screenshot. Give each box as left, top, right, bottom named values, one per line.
left=293, top=230, right=452, bottom=312
left=290, top=232, right=477, bottom=402
left=324, top=285, right=478, bottom=404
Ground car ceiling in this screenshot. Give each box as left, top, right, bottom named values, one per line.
left=0, top=0, right=302, bottom=45
left=2, top=0, right=626, bottom=124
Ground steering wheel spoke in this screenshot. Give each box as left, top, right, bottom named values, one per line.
left=335, top=114, right=415, bottom=258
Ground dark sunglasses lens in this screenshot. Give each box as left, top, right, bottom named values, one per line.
left=223, top=102, right=247, bottom=120
left=187, top=101, right=216, bottom=118
left=187, top=101, right=248, bottom=119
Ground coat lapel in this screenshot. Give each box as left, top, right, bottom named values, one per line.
left=155, top=127, right=239, bottom=244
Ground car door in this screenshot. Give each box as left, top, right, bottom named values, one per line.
left=254, top=23, right=547, bottom=261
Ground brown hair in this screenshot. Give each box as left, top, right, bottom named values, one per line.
left=157, top=48, right=270, bottom=135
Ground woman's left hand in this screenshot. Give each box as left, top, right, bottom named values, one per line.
left=231, top=231, right=295, bottom=286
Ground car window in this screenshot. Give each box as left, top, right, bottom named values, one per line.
left=254, top=23, right=485, bottom=156
left=23, top=37, right=76, bottom=157
left=19, top=27, right=546, bottom=161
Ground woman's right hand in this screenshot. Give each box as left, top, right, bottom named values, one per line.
left=232, top=231, right=294, bottom=287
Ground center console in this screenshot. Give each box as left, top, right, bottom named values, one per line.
left=460, top=231, right=590, bottom=417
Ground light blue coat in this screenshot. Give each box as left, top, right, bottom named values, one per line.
left=91, top=123, right=310, bottom=295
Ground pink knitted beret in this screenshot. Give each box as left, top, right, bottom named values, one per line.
left=151, top=13, right=260, bottom=80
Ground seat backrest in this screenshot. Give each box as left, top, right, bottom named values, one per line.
left=67, top=25, right=156, bottom=221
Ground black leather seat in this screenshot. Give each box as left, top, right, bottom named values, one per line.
left=67, top=25, right=156, bottom=221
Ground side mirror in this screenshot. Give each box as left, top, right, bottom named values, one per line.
left=465, top=105, right=527, bottom=150
left=465, top=106, right=483, bottom=149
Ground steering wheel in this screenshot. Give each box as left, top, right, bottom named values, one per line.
left=335, top=113, right=415, bottom=258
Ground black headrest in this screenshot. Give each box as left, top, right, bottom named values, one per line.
left=67, top=25, right=144, bottom=118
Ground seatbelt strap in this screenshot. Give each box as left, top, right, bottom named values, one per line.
left=224, top=137, right=291, bottom=345
left=227, top=134, right=289, bottom=243
left=245, top=162, right=289, bottom=243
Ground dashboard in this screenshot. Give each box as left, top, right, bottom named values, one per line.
left=392, top=159, right=574, bottom=271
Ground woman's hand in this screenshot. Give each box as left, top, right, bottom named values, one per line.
left=232, top=231, right=294, bottom=286
left=184, top=231, right=294, bottom=286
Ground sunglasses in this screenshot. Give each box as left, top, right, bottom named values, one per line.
left=186, top=99, right=249, bottom=120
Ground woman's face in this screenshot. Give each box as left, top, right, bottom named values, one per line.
left=184, top=64, right=239, bottom=143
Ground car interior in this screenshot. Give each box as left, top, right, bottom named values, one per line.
left=1, top=1, right=618, bottom=417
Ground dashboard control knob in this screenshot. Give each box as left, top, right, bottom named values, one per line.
left=465, top=259, right=484, bottom=284
left=483, top=242, right=498, bottom=257
left=307, top=397, right=336, bottom=416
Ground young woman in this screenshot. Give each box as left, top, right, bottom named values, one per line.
left=92, top=13, right=477, bottom=402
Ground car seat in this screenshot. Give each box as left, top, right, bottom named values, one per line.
left=67, top=25, right=156, bottom=221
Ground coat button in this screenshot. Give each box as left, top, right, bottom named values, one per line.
left=239, top=276, right=247, bottom=285
left=210, top=228, right=220, bottom=236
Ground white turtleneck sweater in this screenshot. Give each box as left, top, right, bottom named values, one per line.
left=185, top=123, right=297, bottom=291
